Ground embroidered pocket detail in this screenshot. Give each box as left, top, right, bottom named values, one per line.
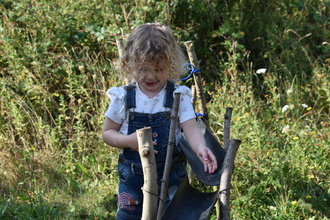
left=118, top=192, right=140, bottom=211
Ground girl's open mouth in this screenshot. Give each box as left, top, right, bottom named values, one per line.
left=145, top=82, right=157, bottom=86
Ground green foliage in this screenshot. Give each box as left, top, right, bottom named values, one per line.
left=207, top=64, right=330, bottom=219
left=170, top=0, right=329, bottom=92
left=0, top=0, right=329, bottom=219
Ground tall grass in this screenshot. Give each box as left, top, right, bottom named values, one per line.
left=1, top=0, right=329, bottom=219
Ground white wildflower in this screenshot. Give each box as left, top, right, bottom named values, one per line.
left=268, top=206, right=276, bottom=210
left=302, top=103, right=308, bottom=108
left=299, top=129, right=307, bottom=136
left=78, top=65, right=85, bottom=73
left=256, top=68, right=267, bottom=74
left=282, top=125, right=290, bottom=134
left=282, top=105, right=289, bottom=113
left=287, top=89, right=294, bottom=94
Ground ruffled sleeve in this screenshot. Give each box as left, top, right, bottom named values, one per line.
left=104, top=86, right=126, bottom=124
left=174, top=84, right=196, bottom=123
left=173, top=84, right=192, bottom=97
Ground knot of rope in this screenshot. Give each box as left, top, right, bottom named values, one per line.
left=178, top=63, right=200, bottom=81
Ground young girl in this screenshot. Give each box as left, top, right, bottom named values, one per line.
left=102, top=23, right=218, bottom=220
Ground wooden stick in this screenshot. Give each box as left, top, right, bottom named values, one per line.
left=116, top=38, right=132, bottom=85
left=116, top=38, right=124, bottom=58
left=156, top=93, right=181, bottom=220
left=214, top=107, right=233, bottom=217
left=188, top=85, right=196, bottom=185
left=214, top=187, right=221, bottom=216
left=137, top=127, right=158, bottom=220
left=184, top=41, right=209, bottom=126
left=166, top=0, right=171, bottom=26
left=219, top=139, right=241, bottom=220
left=224, top=107, right=233, bottom=151
left=191, top=85, right=196, bottom=110
left=186, top=40, right=222, bottom=217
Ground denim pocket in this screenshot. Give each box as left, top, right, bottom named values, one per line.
left=118, top=160, right=131, bottom=183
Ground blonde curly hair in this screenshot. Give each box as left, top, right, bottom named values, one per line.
left=120, top=23, right=187, bottom=82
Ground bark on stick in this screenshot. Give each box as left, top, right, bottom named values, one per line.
left=188, top=85, right=196, bottom=185
left=215, top=107, right=233, bottom=217
left=219, top=139, right=241, bottom=220
left=184, top=41, right=209, bottom=126
left=224, top=107, right=233, bottom=151
left=116, top=38, right=124, bottom=58
left=116, top=38, right=132, bottom=84
left=157, top=93, right=181, bottom=220
left=137, top=127, right=158, bottom=220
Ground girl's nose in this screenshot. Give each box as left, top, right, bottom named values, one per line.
left=145, top=71, right=156, bottom=80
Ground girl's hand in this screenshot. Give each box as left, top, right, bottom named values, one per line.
left=196, top=147, right=218, bottom=174
left=103, top=118, right=157, bottom=153
left=128, top=132, right=158, bottom=153
left=127, top=132, right=139, bottom=151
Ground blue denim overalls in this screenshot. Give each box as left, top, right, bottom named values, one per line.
left=116, top=81, right=187, bottom=220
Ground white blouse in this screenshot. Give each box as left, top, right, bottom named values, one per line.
left=104, top=82, right=196, bottom=143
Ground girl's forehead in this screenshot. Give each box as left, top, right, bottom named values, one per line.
left=136, top=60, right=168, bottom=69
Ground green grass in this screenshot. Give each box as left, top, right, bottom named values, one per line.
left=1, top=0, right=329, bottom=219
left=206, top=71, right=330, bottom=219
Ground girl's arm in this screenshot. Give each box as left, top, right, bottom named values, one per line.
left=102, top=117, right=138, bottom=151
left=181, top=118, right=218, bottom=174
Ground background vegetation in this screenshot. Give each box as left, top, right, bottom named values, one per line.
left=1, top=0, right=329, bottom=219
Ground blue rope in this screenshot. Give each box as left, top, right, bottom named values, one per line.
left=196, top=112, right=208, bottom=117
left=176, top=63, right=207, bottom=117
left=178, top=63, right=200, bottom=81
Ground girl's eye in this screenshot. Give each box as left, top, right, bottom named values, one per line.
left=138, top=68, right=146, bottom=72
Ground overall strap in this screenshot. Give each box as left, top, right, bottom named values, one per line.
left=164, top=80, right=175, bottom=108
left=124, top=83, right=136, bottom=109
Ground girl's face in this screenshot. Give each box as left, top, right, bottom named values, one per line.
left=134, top=61, right=169, bottom=98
